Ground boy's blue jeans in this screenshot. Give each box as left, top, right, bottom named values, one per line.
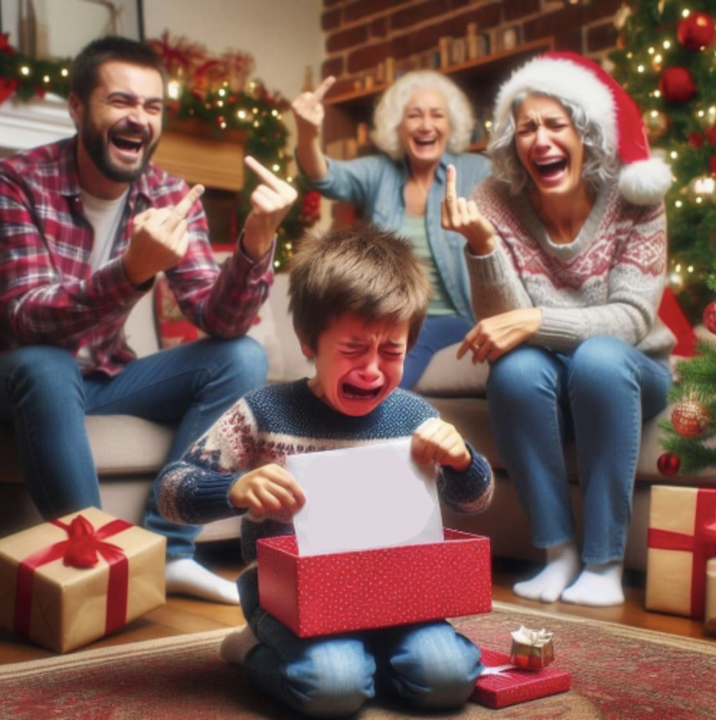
left=0, top=337, right=267, bottom=558
left=486, top=336, right=672, bottom=564
left=238, top=569, right=482, bottom=718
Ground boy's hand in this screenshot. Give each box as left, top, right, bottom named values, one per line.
left=412, top=418, right=471, bottom=473
left=242, top=156, right=298, bottom=261
left=440, top=164, right=495, bottom=256
left=229, top=463, right=306, bottom=518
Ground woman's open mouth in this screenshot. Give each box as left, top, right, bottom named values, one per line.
left=534, top=158, right=567, bottom=178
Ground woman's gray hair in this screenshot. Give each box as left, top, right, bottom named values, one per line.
left=487, top=92, right=620, bottom=194
left=370, top=70, right=475, bottom=160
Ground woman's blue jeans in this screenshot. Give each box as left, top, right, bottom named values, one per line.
left=400, top=315, right=472, bottom=390
left=0, top=337, right=267, bottom=558
left=238, top=569, right=482, bottom=718
left=486, top=336, right=672, bottom=564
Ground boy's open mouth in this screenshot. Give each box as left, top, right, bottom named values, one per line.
left=342, top=383, right=381, bottom=399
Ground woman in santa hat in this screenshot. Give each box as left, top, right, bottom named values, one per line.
left=445, top=52, right=675, bottom=606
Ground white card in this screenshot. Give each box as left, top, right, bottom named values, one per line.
left=289, top=439, right=443, bottom=557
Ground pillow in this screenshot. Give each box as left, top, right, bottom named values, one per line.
left=153, top=274, right=284, bottom=381
left=413, top=343, right=490, bottom=398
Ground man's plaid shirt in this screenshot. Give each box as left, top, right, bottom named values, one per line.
left=0, top=137, right=274, bottom=376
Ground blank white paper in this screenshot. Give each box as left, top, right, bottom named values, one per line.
left=289, top=439, right=443, bottom=557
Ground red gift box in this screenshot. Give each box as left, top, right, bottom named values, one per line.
left=257, top=528, right=491, bottom=637
left=472, top=648, right=572, bottom=709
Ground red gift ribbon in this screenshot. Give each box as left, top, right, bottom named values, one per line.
left=647, top=489, right=716, bottom=618
left=14, top=514, right=132, bottom=638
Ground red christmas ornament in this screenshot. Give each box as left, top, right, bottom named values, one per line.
left=689, top=132, right=705, bottom=149
left=703, top=301, right=716, bottom=333
left=677, top=12, right=716, bottom=51
left=671, top=396, right=711, bottom=438
left=657, top=453, right=681, bottom=476
left=659, top=67, right=697, bottom=103
left=711, top=154, right=716, bottom=179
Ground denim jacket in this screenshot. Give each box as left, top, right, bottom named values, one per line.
left=305, top=151, right=491, bottom=324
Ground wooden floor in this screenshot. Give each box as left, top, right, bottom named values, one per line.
left=1, top=542, right=713, bottom=666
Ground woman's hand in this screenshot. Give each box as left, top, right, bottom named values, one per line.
left=457, top=308, right=542, bottom=364
left=412, top=418, right=472, bottom=473
left=441, top=164, right=496, bottom=256
left=229, top=463, right=306, bottom=518
left=291, top=76, right=336, bottom=139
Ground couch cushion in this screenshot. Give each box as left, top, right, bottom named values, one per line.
left=414, top=343, right=489, bottom=397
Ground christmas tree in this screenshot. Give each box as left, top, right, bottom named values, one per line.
left=609, top=0, right=716, bottom=474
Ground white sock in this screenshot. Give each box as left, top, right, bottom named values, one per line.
left=220, top=625, right=260, bottom=665
left=561, top=561, right=625, bottom=606
left=513, top=542, right=581, bottom=603
left=165, top=558, right=240, bottom=605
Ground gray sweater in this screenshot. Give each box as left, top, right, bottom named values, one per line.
left=466, top=178, right=675, bottom=360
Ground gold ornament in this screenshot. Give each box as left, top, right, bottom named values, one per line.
left=671, top=396, right=711, bottom=438
left=643, top=109, right=669, bottom=141
left=614, top=3, right=632, bottom=30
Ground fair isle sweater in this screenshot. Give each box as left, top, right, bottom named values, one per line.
left=467, top=179, right=675, bottom=360
left=157, top=379, right=494, bottom=564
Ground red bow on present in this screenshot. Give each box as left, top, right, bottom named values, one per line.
left=14, top=514, right=133, bottom=638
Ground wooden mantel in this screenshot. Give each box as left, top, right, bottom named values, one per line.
left=151, top=118, right=246, bottom=192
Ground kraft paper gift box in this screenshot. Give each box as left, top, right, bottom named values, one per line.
left=646, top=486, right=716, bottom=619
left=472, top=647, right=571, bottom=709
left=707, top=558, right=716, bottom=634
left=0, top=507, right=166, bottom=653
left=257, top=528, right=491, bottom=637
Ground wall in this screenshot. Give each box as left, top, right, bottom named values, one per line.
left=319, top=0, right=622, bottom=93
left=142, top=0, right=324, bottom=103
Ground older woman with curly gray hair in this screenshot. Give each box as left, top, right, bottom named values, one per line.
left=442, top=52, right=674, bottom=608
left=292, top=70, right=490, bottom=388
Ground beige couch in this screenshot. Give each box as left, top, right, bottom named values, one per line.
left=1, top=273, right=713, bottom=571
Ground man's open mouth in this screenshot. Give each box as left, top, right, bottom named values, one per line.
left=111, top=136, right=145, bottom=153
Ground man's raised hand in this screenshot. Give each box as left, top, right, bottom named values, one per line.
left=440, top=164, right=495, bottom=255
left=291, top=76, right=336, bottom=137
left=123, top=184, right=205, bottom=286
left=242, top=155, right=298, bottom=261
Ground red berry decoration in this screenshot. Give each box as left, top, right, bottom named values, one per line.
left=704, top=301, right=716, bottom=334
left=677, top=12, right=716, bottom=51
left=657, top=453, right=681, bottom=476
left=671, top=396, right=711, bottom=438
left=659, top=67, right=697, bottom=103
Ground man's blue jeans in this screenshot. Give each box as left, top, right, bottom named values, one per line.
left=238, top=569, right=482, bottom=718
left=0, top=337, right=267, bottom=558
left=486, top=336, right=672, bottom=564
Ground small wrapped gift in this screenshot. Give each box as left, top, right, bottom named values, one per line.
left=0, top=507, right=166, bottom=653
left=509, top=625, right=555, bottom=670
left=706, top=558, right=716, bottom=635
left=646, top=486, right=716, bottom=619
left=472, top=647, right=571, bottom=709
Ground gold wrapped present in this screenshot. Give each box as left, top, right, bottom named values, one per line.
left=0, top=507, right=165, bottom=653
left=509, top=625, right=555, bottom=670
left=707, top=558, right=716, bottom=635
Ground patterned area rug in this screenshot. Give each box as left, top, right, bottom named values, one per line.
left=1, top=601, right=715, bottom=719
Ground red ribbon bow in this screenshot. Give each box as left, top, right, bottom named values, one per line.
left=14, top=514, right=132, bottom=638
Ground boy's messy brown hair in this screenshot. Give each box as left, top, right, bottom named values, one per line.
left=289, top=222, right=432, bottom=353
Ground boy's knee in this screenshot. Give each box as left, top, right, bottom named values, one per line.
left=284, top=646, right=375, bottom=718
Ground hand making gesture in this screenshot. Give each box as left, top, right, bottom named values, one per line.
left=242, top=155, right=298, bottom=261
left=291, top=75, right=336, bottom=139
left=124, top=183, right=205, bottom=286
left=440, top=164, right=495, bottom=256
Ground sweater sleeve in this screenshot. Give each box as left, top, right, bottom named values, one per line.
left=437, top=442, right=494, bottom=515
left=156, top=399, right=257, bottom=525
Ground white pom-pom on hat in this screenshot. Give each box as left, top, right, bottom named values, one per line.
left=493, top=51, right=672, bottom=205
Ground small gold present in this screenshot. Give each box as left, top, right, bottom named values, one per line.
left=509, top=625, right=555, bottom=670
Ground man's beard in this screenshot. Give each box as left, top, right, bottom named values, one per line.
left=81, top=117, right=158, bottom=183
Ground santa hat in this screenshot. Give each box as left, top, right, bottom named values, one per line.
left=492, top=51, right=672, bottom=205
